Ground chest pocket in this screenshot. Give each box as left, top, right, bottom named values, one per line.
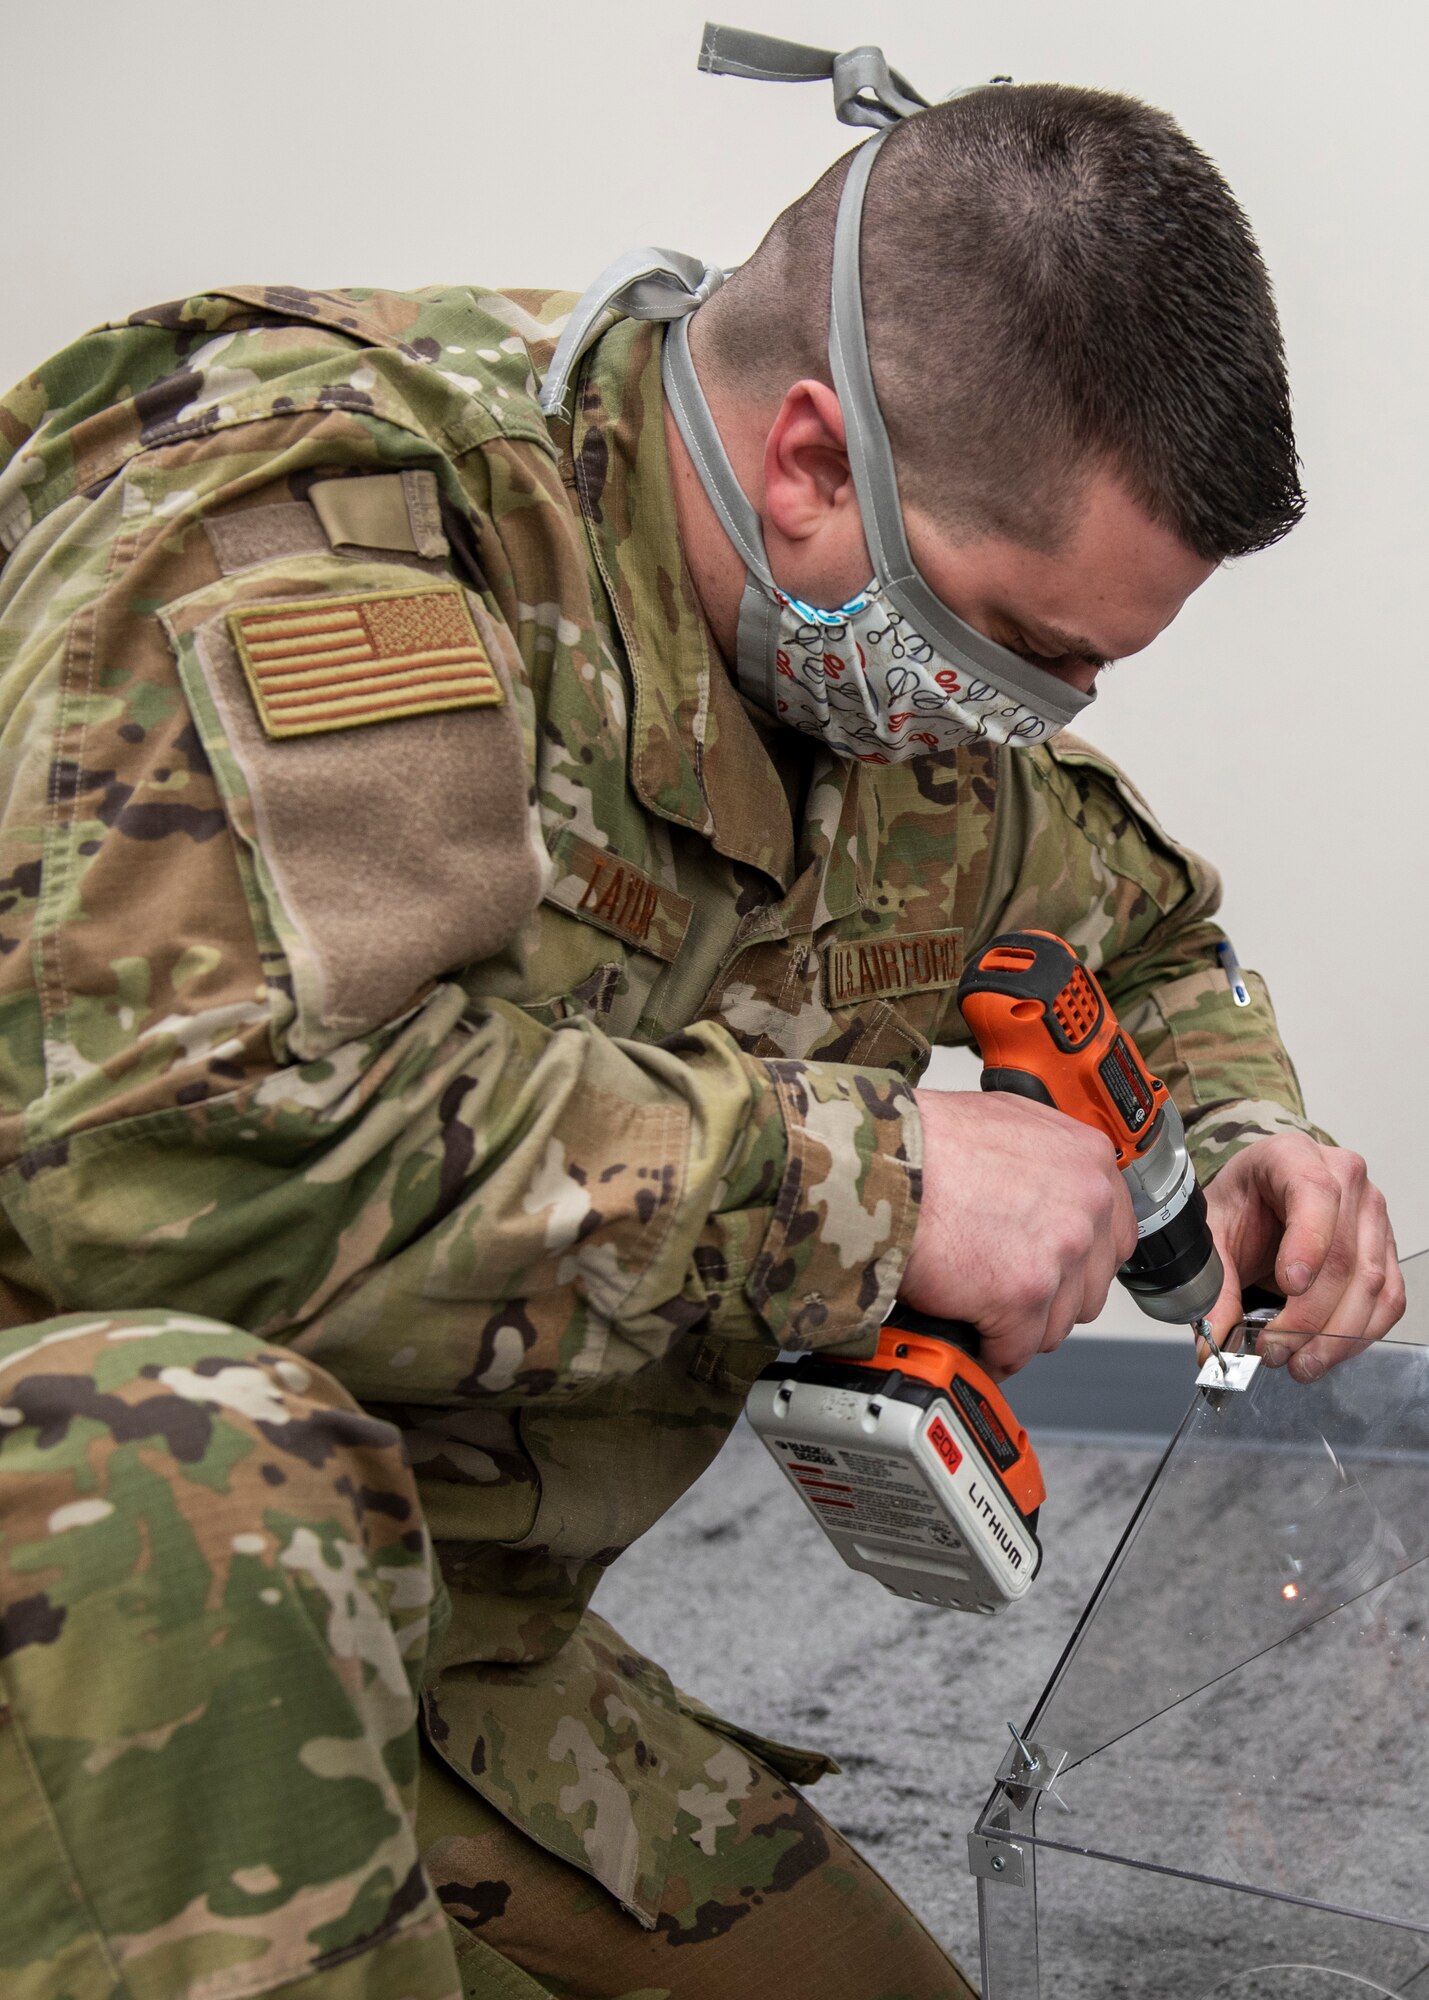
left=705, top=924, right=965, bottom=1078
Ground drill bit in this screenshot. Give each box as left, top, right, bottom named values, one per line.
left=1195, top=1315, right=1228, bottom=1379
left=1006, top=1720, right=1041, bottom=1774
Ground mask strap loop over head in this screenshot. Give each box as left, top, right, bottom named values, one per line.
left=539, top=24, right=932, bottom=423
left=823, top=125, right=1089, bottom=722
left=539, top=22, right=1093, bottom=740
left=661, top=318, right=775, bottom=588
left=540, top=247, right=726, bottom=421
left=697, top=22, right=929, bottom=129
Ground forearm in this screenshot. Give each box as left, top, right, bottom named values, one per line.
left=7, top=984, right=920, bottom=1396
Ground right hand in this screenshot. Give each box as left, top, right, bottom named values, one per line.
left=901, top=1089, right=1138, bottom=1380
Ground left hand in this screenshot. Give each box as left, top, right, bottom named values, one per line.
left=1202, top=1133, right=1404, bottom=1382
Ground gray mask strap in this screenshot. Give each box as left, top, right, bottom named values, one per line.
left=826, top=134, right=1094, bottom=727
left=660, top=315, right=775, bottom=588
left=663, top=318, right=795, bottom=717
left=699, top=23, right=928, bottom=129
left=540, top=246, right=726, bottom=421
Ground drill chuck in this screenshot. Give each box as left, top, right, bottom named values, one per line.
left=1117, top=1099, right=1224, bottom=1323
left=1120, top=1186, right=1223, bottom=1322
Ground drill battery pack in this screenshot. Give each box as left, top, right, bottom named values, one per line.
left=745, top=1312, right=1045, bottom=1615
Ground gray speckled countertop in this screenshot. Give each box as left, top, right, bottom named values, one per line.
left=595, top=1419, right=1158, bottom=1979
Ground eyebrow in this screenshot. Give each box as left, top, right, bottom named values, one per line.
left=1025, top=621, right=1116, bottom=670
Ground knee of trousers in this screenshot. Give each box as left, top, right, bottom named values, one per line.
left=0, top=1310, right=460, bottom=2000
left=0, top=1307, right=442, bottom=1726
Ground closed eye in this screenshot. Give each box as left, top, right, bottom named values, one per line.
left=1006, top=633, right=1115, bottom=675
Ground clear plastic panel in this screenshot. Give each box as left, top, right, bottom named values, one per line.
left=976, top=1252, right=1429, bottom=1995
left=1011, top=1842, right=1429, bottom=2000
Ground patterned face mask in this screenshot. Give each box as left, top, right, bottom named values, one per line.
left=760, top=580, right=1063, bottom=765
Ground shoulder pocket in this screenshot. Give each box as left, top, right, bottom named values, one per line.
left=162, top=556, right=550, bottom=1060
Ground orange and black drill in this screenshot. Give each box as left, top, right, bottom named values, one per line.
left=745, top=930, right=1223, bottom=1614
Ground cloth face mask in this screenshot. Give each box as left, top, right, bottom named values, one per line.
left=766, top=580, right=1060, bottom=764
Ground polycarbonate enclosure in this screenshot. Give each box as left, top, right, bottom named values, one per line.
left=973, top=1251, right=1429, bottom=1999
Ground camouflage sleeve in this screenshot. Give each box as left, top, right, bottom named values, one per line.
left=266, top=998, right=921, bottom=1387
left=0, top=419, right=918, bottom=1386
left=971, top=733, right=1331, bottom=1183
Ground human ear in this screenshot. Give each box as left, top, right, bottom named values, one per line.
left=761, top=380, right=858, bottom=544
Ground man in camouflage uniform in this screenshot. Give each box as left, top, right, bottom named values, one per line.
left=0, top=48, right=1402, bottom=2000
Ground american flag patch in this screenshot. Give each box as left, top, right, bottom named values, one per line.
left=227, top=585, right=503, bottom=738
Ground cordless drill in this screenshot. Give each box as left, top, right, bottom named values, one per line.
left=745, top=929, right=1223, bottom=1614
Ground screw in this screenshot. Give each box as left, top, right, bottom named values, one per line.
left=990, top=1854, right=1006, bottom=1873
left=895, top=1343, right=909, bottom=1358
left=1007, top=1720, right=1041, bottom=1775
left=1196, top=1316, right=1228, bottom=1380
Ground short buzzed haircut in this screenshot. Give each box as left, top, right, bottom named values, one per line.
left=694, top=84, right=1304, bottom=561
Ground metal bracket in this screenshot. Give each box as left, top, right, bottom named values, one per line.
left=994, top=1732, right=1068, bottom=1796
left=968, top=1829, right=1026, bottom=1886
left=993, top=1726, right=1073, bottom=1816
left=1196, top=1351, right=1261, bottom=1394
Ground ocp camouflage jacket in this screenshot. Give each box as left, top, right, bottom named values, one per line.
left=0, top=284, right=1320, bottom=1922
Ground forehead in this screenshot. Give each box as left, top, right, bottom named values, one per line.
left=911, top=472, right=1217, bottom=661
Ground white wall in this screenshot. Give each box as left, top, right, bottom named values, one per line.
left=8, top=1, right=1427, bottom=1294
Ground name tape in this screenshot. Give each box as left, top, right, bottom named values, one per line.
left=826, top=927, right=963, bottom=1005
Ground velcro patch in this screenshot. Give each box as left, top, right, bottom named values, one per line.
left=227, top=585, right=503, bottom=738
left=544, top=828, right=692, bottom=961
left=826, top=927, right=964, bottom=1005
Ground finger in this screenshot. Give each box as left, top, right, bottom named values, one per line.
left=1112, top=1181, right=1140, bottom=1268
left=1090, top=1179, right=1136, bottom=1312
left=980, top=1301, right=1057, bottom=1383
left=1073, top=1246, right=1122, bottom=1348
left=1268, top=1156, right=1344, bottom=1303
left=1265, top=1186, right=1390, bottom=1381
left=984, top=1179, right=1134, bottom=1379
left=1287, top=1189, right=1394, bottom=1378
left=1046, top=1265, right=1089, bottom=1351
left=1008, top=1272, right=1072, bottom=1368
left=982, top=1333, right=1045, bottom=1385
left=1367, top=1220, right=1406, bottom=1340
left=1264, top=1161, right=1362, bottom=1341
left=984, top=1270, right=1083, bottom=1381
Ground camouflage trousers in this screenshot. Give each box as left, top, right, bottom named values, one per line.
left=0, top=1314, right=976, bottom=2000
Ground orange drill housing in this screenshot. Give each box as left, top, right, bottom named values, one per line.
left=837, top=1315, right=1047, bottom=1519
left=958, top=929, right=1169, bottom=1170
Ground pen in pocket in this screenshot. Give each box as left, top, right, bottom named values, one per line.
left=1217, top=939, right=1250, bottom=1006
